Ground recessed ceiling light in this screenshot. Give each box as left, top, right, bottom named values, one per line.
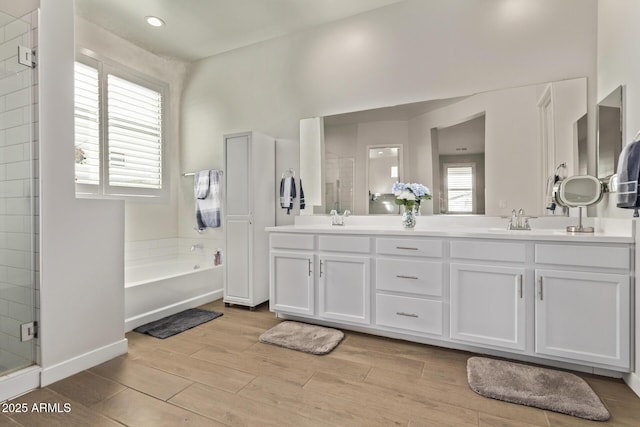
left=145, top=16, right=165, bottom=27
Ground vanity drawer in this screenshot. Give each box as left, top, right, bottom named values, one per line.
left=376, top=238, right=443, bottom=258
left=318, top=235, right=370, bottom=253
left=535, top=244, right=629, bottom=270
left=450, top=240, right=526, bottom=263
left=376, top=258, right=442, bottom=296
left=376, top=294, right=442, bottom=335
left=270, top=233, right=314, bottom=251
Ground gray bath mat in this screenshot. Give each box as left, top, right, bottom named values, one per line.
left=134, top=308, right=223, bottom=339
left=259, top=321, right=344, bottom=355
left=467, top=357, right=610, bottom=421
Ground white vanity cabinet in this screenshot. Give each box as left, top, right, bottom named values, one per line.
left=374, top=238, right=444, bottom=336
left=267, top=226, right=634, bottom=373
left=534, top=244, right=631, bottom=369
left=269, top=234, right=315, bottom=315
left=318, top=236, right=371, bottom=325
left=450, top=263, right=526, bottom=350
left=269, top=233, right=372, bottom=325
left=271, top=251, right=315, bottom=315
left=449, top=240, right=527, bottom=351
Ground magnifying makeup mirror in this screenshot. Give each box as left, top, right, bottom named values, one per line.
left=555, top=175, right=603, bottom=233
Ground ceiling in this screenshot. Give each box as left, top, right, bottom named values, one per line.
left=75, top=0, right=404, bottom=62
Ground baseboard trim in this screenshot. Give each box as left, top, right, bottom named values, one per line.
left=40, top=339, right=128, bottom=386
left=125, top=290, right=223, bottom=332
left=624, top=372, right=640, bottom=398
left=0, top=365, right=41, bottom=402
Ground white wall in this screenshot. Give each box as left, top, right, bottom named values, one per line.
left=39, top=0, right=126, bottom=385
left=597, top=0, right=640, bottom=397
left=180, top=0, right=597, bottom=228
left=75, top=17, right=187, bottom=243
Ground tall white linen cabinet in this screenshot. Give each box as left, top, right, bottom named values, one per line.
left=224, top=131, right=275, bottom=310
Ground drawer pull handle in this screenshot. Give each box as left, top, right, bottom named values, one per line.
left=396, top=246, right=419, bottom=250
left=396, top=312, right=419, bottom=318
left=397, top=275, right=419, bottom=280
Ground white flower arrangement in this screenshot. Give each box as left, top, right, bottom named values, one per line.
left=392, top=182, right=432, bottom=209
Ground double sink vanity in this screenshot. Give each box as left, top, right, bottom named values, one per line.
left=266, top=216, right=634, bottom=375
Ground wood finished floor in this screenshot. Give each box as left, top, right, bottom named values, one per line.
left=4, top=299, right=640, bottom=426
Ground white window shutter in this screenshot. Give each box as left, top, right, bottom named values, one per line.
left=107, top=74, right=163, bottom=190
left=74, top=62, right=100, bottom=185
left=447, top=166, right=473, bottom=213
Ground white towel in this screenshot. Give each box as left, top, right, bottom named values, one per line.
left=280, top=176, right=294, bottom=211
left=195, top=170, right=221, bottom=230
left=195, top=172, right=210, bottom=199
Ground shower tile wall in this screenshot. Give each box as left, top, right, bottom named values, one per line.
left=0, top=12, right=37, bottom=374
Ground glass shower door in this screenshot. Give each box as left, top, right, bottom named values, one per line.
left=0, top=10, right=36, bottom=376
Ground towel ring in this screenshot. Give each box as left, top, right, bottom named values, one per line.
left=281, top=168, right=295, bottom=178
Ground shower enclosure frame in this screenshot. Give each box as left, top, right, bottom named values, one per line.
left=0, top=7, right=40, bottom=401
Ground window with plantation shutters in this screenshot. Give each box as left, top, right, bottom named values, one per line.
left=74, top=62, right=100, bottom=186
left=107, top=74, right=162, bottom=190
left=445, top=164, right=474, bottom=213
left=74, top=56, right=166, bottom=198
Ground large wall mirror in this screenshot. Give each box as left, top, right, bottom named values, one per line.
left=301, top=77, right=587, bottom=217
left=597, top=86, right=623, bottom=182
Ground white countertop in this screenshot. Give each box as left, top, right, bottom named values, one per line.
left=266, top=216, right=635, bottom=243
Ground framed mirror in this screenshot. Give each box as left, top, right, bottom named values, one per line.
left=597, top=86, right=623, bottom=182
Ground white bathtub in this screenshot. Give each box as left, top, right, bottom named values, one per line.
left=124, top=256, right=222, bottom=331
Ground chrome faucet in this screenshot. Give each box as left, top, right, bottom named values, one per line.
left=190, top=243, right=204, bottom=252
left=330, top=209, right=351, bottom=226
left=508, top=208, right=531, bottom=230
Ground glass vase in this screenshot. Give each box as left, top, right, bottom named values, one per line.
left=401, top=205, right=416, bottom=229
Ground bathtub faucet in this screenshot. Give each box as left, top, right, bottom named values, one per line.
left=190, top=243, right=204, bottom=252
